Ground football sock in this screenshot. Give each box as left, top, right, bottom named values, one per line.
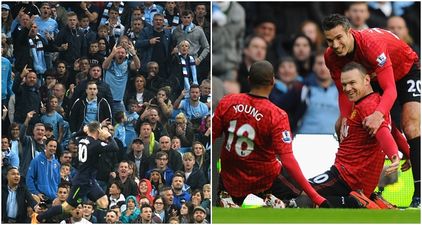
left=37, top=205, right=63, bottom=222
left=324, top=196, right=361, bottom=208
left=409, top=136, right=421, bottom=198
left=94, top=207, right=108, bottom=223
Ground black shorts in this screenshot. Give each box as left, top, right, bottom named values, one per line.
left=218, top=168, right=302, bottom=206
left=396, top=63, right=421, bottom=104
left=372, top=63, right=421, bottom=105
left=67, top=179, right=105, bottom=207
left=308, top=166, right=351, bottom=197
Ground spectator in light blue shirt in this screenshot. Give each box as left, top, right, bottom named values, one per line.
left=1, top=56, right=13, bottom=103
left=297, top=50, right=339, bottom=134
left=103, top=42, right=140, bottom=115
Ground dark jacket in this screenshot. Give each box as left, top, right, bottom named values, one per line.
left=69, top=97, right=112, bottom=133
left=18, top=124, right=45, bottom=178
left=71, top=78, right=113, bottom=106
left=55, top=25, right=86, bottom=66
left=185, top=167, right=207, bottom=191
left=125, top=151, right=150, bottom=179
left=2, top=183, right=37, bottom=223
left=149, top=149, right=183, bottom=173
left=12, top=76, right=41, bottom=124
left=167, top=122, right=195, bottom=148
left=137, top=26, right=172, bottom=72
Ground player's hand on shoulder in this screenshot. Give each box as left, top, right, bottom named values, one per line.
left=362, top=111, right=384, bottom=136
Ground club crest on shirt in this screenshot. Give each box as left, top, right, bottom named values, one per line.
left=282, top=130, right=292, bottom=143
left=350, top=109, right=357, bottom=120
left=376, top=52, right=387, bottom=67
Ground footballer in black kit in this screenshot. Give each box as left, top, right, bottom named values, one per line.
left=34, top=121, right=118, bottom=223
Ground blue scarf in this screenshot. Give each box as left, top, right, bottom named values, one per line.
left=28, top=35, right=46, bottom=74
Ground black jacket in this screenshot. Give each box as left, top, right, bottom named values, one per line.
left=2, top=183, right=37, bottom=223
left=55, top=25, right=86, bottom=66
left=69, top=97, right=112, bottom=133
left=12, top=76, right=41, bottom=124
left=125, top=151, right=150, bottom=179
left=71, top=78, right=113, bottom=106
left=185, top=167, right=207, bottom=191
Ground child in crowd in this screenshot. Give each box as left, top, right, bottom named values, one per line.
left=40, top=95, right=64, bottom=143
left=114, top=111, right=127, bottom=149
left=125, top=99, right=139, bottom=147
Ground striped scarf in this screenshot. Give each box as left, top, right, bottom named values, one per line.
left=180, top=54, right=198, bottom=94
left=28, top=35, right=46, bottom=74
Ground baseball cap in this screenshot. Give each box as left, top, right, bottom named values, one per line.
left=2, top=4, right=10, bottom=11
left=193, top=206, right=206, bottom=214
left=132, top=138, right=143, bottom=144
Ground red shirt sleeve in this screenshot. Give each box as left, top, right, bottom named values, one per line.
left=361, top=31, right=397, bottom=116
left=374, top=66, right=397, bottom=116
left=391, top=124, right=410, bottom=159
left=375, top=126, right=398, bottom=161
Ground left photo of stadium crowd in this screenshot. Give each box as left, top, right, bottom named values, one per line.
left=1, top=1, right=211, bottom=223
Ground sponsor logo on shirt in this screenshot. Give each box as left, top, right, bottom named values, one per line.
left=376, top=53, right=387, bottom=67
left=282, top=130, right=292, bottom=144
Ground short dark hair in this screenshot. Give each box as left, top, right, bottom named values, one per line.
left=248, top=60, right=274, bottom=88
left=140, top=204, right=152, bottom=213
left=156, top=151, right=169, bottom=160
left=322, top=14, right=351, bottom=32
left=341, top=61, right=367, bottom=75
left=190, top=84, right=200, bottom=90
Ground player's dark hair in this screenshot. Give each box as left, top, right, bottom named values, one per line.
left=86, top=121, right=101, bottom=133
left=248, top=60, right=274, bottom=88
left=341, top=61, right=368, bottom=75
left=322, top=14, right=351, bottom=32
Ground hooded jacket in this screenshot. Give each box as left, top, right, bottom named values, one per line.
left=68, top=97, right=112, bottom=133
left=25, top=151, right=61, bottom=200
left=120, top=195, right=141, bottom=223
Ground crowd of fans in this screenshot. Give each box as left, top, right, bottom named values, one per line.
left=2, top=1, right=210, bottom=224
left=212, top=1, right=420, bottom=134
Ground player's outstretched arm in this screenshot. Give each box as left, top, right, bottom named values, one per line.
left=375, top=126, right=400, bottom=175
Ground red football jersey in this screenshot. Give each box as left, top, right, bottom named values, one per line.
left=335, top=93, right=390, bottom=197
left=213, top=93, right=293, bottom=197
left=325, top=28, right=419, bottom=117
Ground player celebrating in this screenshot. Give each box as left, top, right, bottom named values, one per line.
left=213, top=60, right=330, bottom=208
left=322, top=14, right=420, bottom=207
left=305, top=62, right=400, bottom=208
left=32, top=121, right=118, bottom=223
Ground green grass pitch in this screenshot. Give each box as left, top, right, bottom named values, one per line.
left=212, top=207, right=421, bottom=223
